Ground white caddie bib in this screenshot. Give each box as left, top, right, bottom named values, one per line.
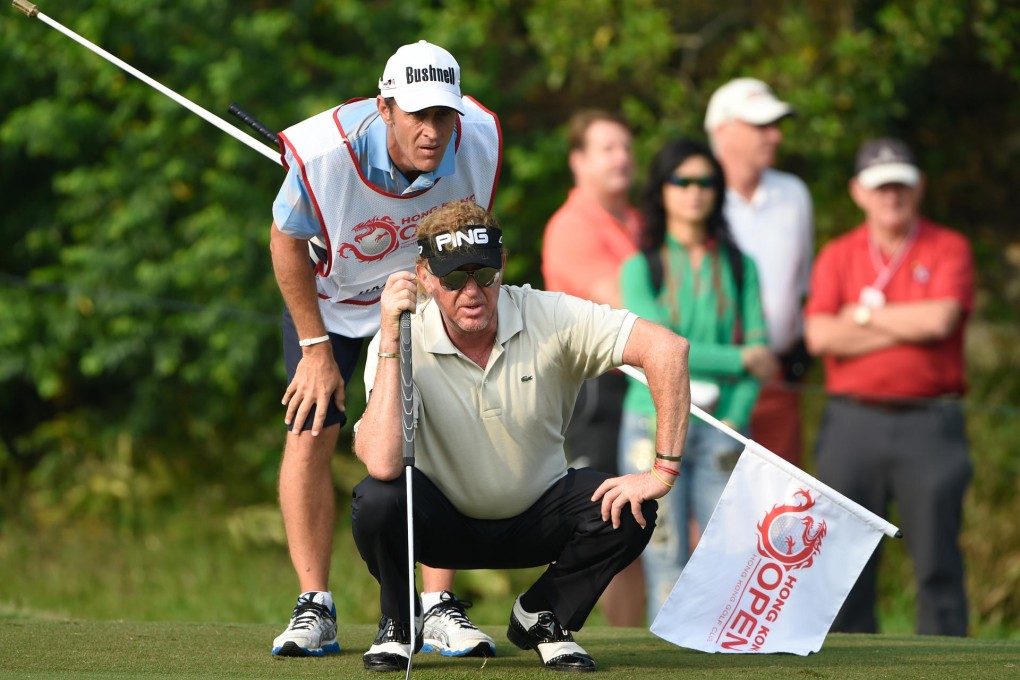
left=278, top=97, right=501, bottom=337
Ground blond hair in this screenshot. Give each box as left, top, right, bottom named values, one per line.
left=415, top=201, right=504, bottom=266
left=414, top=201, right=505, bottom=297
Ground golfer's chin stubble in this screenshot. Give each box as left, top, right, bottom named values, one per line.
left=445, top=300, right=497, bottom=336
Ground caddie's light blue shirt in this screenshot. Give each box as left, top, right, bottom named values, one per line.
left=273, top=103, right=459, bottom=239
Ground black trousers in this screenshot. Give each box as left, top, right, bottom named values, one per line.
left=814, top=397, right=971, bottom=636
left=351, top=467, right=655, bottom=631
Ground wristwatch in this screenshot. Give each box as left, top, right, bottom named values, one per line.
left=853, top=304, right=872, bottom=326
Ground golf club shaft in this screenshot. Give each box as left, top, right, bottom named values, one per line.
left=13, top=1, right=281, bottom=165
left=399, top=310, right=416, bottom=676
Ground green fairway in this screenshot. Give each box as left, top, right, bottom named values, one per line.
left=0, top=619, right=1017, bottom=679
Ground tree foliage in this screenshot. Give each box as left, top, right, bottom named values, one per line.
left=1, top=0, right=1018, bottom=631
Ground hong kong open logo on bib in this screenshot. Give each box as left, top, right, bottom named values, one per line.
left=338, top=216, right=403, bottom=262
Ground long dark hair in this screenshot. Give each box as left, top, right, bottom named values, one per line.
left=639, top=138, right=733, bottom=252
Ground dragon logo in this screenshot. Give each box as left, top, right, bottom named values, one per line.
left=756, top=489, right=827, bottom=570
left=337, top=216, right=401, bottom=262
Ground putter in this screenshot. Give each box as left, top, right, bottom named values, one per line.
left=399, top=309, right=417, bottom=677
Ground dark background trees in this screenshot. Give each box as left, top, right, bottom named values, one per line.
left=1, top=0, right=1018, bottom=632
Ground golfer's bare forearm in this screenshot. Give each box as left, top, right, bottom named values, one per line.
left=354, top=363, right=405, bottom=480
left=622, top=319, right=691, bottom=458
left=270, top=223, right=327, bottom=338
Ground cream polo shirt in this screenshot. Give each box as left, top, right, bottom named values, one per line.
left=362, top=284, right=637, bottom=519
left=724, top=168, right=814, bottom=355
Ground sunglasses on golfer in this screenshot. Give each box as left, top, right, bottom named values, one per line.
left=667, top=175, right=715, bottom=189
left=432, top=266, right=501, bottom=291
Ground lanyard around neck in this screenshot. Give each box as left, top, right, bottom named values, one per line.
left=867, top=219, right=919, bottom=293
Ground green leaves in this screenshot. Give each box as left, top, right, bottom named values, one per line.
left=2, top=2, right=1019, bottom=601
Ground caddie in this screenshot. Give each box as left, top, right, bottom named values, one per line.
left=269, top=40, right=501, bottom=659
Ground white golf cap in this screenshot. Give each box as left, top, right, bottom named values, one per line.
left=378, top=40, right=465, bottom=114
left=855, top=138, right=921, bottom=189
left=704, top=78, right=794, bottom=132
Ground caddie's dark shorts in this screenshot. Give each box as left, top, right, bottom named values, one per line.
left=282, top=307, right=364, bottom=431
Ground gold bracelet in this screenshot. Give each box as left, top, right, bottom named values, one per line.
left=377, top=352, right=400, bottom=359
left=650, top=468, right=675, bottom=489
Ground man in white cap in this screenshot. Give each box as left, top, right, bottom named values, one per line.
left=705, top=77, right=814, bottom=467
left=804, top=137, right=973, bottom=636
left=269, top=40, right=501, bottom=659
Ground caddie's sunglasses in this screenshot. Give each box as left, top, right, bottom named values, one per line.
left=667, top=175, right=715, bottom=189
left=433, top=266, right=501, bottom=291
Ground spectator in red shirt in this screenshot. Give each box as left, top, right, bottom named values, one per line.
left=804, top=138, right=973, bottom=636
left=541, top=109, right=645, bottom=626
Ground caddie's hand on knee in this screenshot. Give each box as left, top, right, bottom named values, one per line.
left=591, top=473, right=671, bottom=530
left=283, top=343, right=344, bottom=437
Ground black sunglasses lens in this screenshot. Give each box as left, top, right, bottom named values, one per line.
left=440, top=271, right=467, bottom=289
left=439, top=270, right=469, bottom=290
left=472, top=267, right=500, bottom=287
left=670, top=176, right=714, bottom=188
left=438, top=267, right=500, bottom=290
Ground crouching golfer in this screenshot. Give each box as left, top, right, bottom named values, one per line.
left=352, top=201, right=691, bottom=672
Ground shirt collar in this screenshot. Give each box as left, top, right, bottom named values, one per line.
left=727, top=168, right=776, bottom=208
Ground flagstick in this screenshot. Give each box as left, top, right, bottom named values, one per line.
left=13, top=0, right=282, bottom=164
left=618, top=364, right=902, bottom=539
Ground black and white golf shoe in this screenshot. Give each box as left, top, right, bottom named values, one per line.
left=506, top=595, right=596, bottom=672
left=363, top=613, right=425, bottom=672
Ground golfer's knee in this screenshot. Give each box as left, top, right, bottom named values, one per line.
left=351, top=475, right=405, bottom=531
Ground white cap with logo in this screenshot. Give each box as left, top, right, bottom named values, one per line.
left=704, top=78, right=794, bottom=132
left=378, top=40, right=465, bottom=114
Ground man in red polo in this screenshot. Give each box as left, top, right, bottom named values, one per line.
left=804, top=137, right=973, bottom=636
left=541, top=109, right=645, bottom=627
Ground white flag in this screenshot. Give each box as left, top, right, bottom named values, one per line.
left=650, top=442, right=893, bottom=655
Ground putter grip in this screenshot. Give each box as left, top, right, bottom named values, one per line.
left=399, top=311, right=414, bottom=467
left=227, top=103, right=280, bottom=147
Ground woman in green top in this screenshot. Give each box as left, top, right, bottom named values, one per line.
left=618, top=139, right=778, bottom=623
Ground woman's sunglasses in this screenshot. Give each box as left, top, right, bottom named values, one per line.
left=667, top=175, right=715, bottom=188
left=433, top=266, right=501, bottom=291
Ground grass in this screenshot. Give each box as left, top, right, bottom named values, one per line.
left=2, top=377, right=1018, bottom=680
left=1, top=618, right=1018, bottom=679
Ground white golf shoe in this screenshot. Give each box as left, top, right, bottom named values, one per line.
left=271, top=591, right=341, bottom=657
left=422, top=591, right=496, bottom=657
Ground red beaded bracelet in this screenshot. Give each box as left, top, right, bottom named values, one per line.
left=653, top=462, right=680, bottom=477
